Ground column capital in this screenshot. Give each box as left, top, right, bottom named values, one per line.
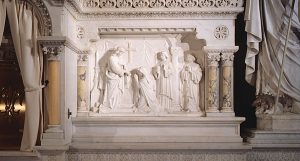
left=207, top=53, right=221, bottom=66
left=78, top=54, right=89, bottom=66
left=38, top=36, right=66, bottom=61
left=221, top=52, right=235, bottom=66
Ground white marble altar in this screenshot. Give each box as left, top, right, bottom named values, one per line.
left=15, top=0, right=261, bottom=160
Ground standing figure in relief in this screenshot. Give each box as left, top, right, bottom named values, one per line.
left=105, top=47, right=130, bottom=110
left=152, top=51, right=174, bottom=112
left=180, top=54, right=203, bottom=113
left=133, top=67, right=161, bottom=114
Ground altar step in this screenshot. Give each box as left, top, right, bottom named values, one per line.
left=71, top=116, right=248, bottom=150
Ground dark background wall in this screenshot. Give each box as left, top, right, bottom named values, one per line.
left=234, top=12, right=257, bottom=130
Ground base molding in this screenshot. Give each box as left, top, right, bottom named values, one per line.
left=246, top=113, right=300, bottom=148
left=72, top=116, right=245, bottom=150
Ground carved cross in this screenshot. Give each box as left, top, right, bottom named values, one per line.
left=127, top=42, right=136, bottom=63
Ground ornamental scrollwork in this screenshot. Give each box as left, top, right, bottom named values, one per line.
left=207, top=53, right=220, bottom=66
left=78, top=0, right=243, bottom=8
left=221, top=53, right=234, bottom=65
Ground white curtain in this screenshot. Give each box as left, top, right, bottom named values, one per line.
left=0, top=0, right=7, bottom=44
left=245, top=0, right=300, bottom=112
left=4, top=0, right=43, bottom=151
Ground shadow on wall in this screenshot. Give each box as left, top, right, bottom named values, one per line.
left=234, top=12, right=257, bottom=130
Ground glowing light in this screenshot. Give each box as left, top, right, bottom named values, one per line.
left=0, top=103, right=26, bottom=112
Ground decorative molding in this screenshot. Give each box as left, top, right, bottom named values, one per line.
left=26, top=0, right=52, bottom=35
left=203, top=46, right=239, bottom=54
left=214, top=25, right=229, bottom=40
left=76, top=0, right=243, bottom=9
left=98, top=27, right=196, bottom=35
left=38, top=36, right=89, bottom=56
left=65, top=0, right=244, bottom=19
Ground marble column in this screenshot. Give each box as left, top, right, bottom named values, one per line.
left=220, top=52, right=235, bottom=113
left=77, top=54, right=89, bottom=116
left=204, top=48, right=221, bottom=114
left=42, top=46, right=63, bottom=132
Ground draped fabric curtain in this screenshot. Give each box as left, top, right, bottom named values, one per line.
left=0, top=0, right=7, bottom=44
left=1, top=0, right=43, bottom=151
left=245, top=0, right=300, bottom=112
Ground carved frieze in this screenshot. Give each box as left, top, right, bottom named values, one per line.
left=77, top=0, right=243, bottom=8
left=65, top=0, right=244, bottom=19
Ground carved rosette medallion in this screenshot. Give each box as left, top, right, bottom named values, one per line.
left=214, top=25, right=229, bottom=40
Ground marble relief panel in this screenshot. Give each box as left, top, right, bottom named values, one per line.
left=89, top=36, right=205, bottom=116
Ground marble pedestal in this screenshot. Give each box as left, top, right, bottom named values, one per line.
left=71, top=116, right=246, bottom=150
left=247, top=113, right=300, bottom=148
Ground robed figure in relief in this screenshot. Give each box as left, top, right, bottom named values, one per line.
left=152, top=51, right=174, bottom=112
left=180, top=54, right=202, bottom=112
left=133, top=67, right=161, bottom=113
left=105, top=47, right=130, bottom=109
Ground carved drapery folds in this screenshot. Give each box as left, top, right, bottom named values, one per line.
left=78, top=0, right=243, bottom=8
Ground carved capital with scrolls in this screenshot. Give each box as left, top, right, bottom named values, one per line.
left=42, top=46, right=64, bottom=61
left=78, top=54, right=89, bottom=66
left=39, top=37, right=66, bottom=61
left=221, top=53, right=234, bottom=66
left=207, top=53, right=221, bottom=66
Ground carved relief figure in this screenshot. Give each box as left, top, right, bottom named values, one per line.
left=153, top=51, right=174, bottom=112
left=133, top=67, right=160, bottom=113
left=180, top=54, right=202, bottom=112
left=104, top=47, right=130, bottom=110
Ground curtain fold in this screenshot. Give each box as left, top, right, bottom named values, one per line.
left=245, top=0, right=300, bottom=112
left=244, top=0, right=262, bottom=86
left=0, top=0, right=7, bottom=45
left=6, top=0, right=43, bottom=151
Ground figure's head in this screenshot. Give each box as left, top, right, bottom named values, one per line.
left=157, top=51, right=169, bottom=61
left=185, top=54, right=196, bottom=63
left=114, top=47, right=126, bottom=56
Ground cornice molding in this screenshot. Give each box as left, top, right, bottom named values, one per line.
left=37, top=36, right=88, bottom=55
left=98, top=27, right=196, bottom=35
left=203, top=46, right=239, bottom=54
left=65, top=0, right=244, bottom=20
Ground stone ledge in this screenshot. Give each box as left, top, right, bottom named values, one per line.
left=70, top=142, right=250, bottom=151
